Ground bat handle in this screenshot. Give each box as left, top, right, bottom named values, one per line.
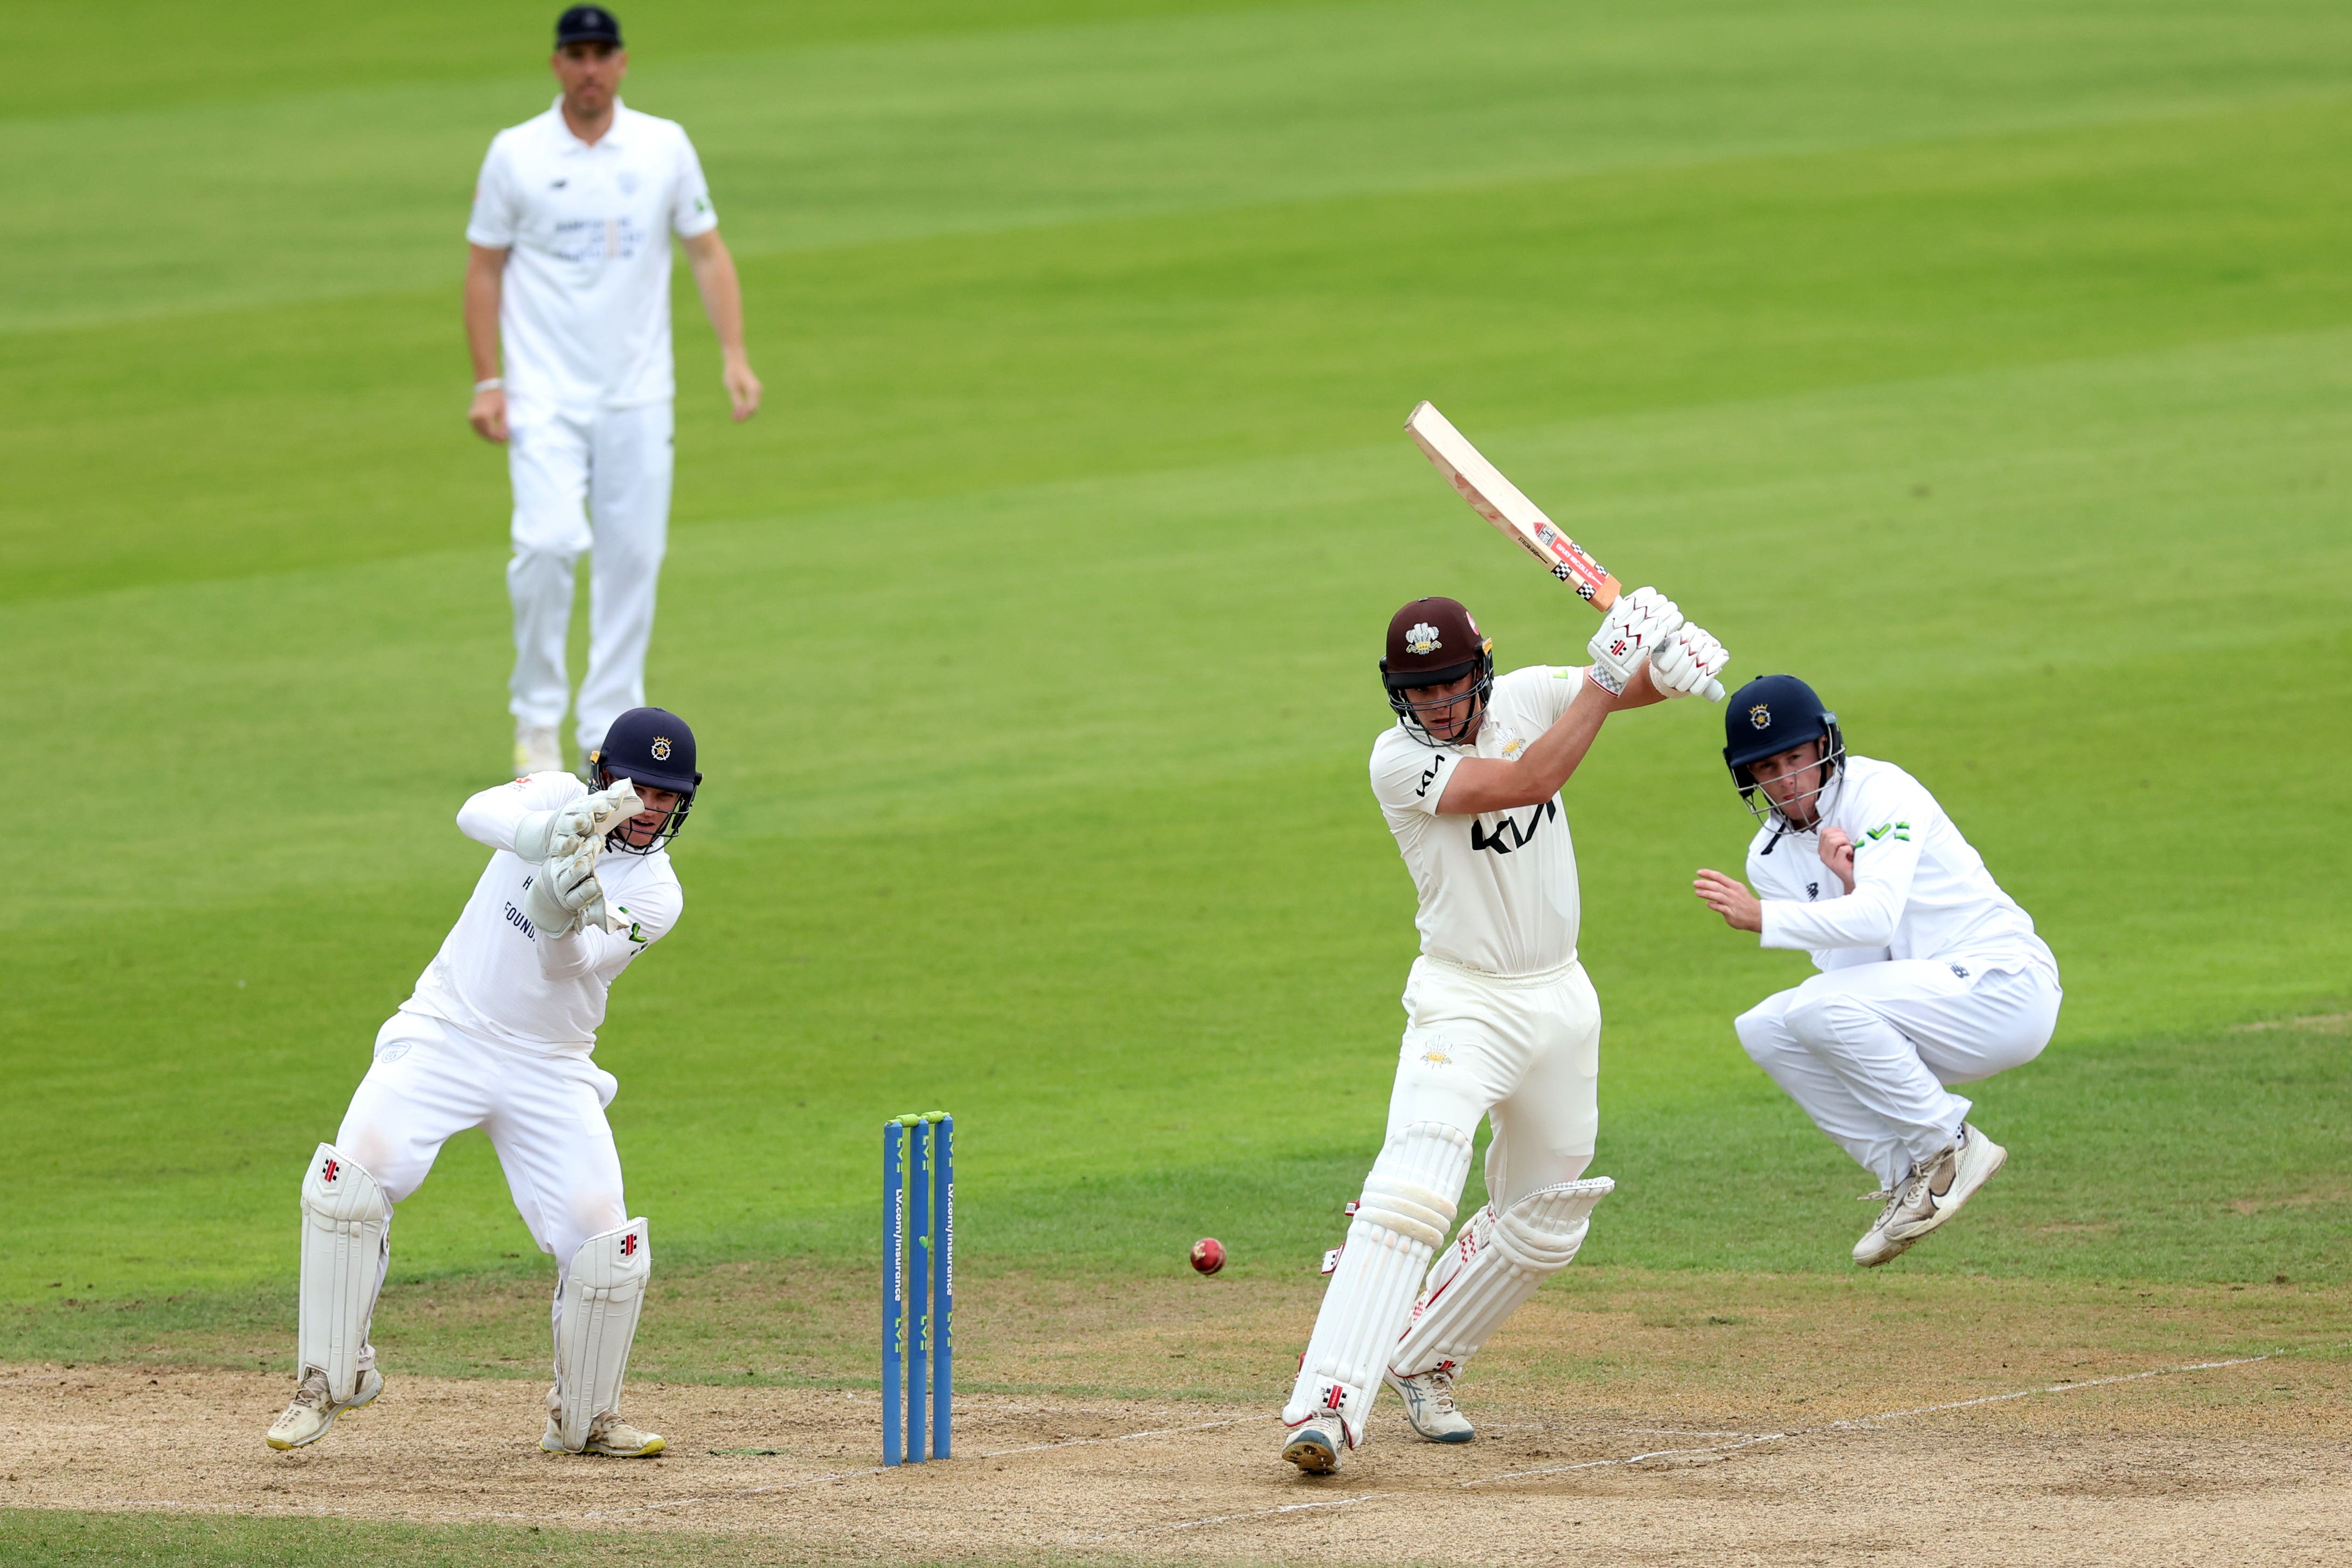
left=1703, top=678, right=1725, bottom=703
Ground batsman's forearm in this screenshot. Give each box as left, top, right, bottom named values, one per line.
left=1519, top=681, right=1616, bottom=797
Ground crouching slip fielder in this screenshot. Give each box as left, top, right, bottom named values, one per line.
left=1692, top=676, right=2060, bottom=1267
left=1280, top=592, right=1729, bottom=1475
left=265, top=706, right=700, bottom=1456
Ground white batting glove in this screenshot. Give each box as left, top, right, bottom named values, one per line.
left=1649, top=623, right=1729, bottom=699
left=1586, top=587, right=1684, bottom=696
left=518, top=844, right=605, bottom=937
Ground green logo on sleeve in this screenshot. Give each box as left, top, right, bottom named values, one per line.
left=1865, top=820, right=1912, bottom=842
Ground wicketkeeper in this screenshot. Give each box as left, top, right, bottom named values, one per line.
left=1281, top=590, right=1728, bottom=1474
left=1693, top=675, right=2062, bottom=1265
left=265, top=708, right=699, bottom=1456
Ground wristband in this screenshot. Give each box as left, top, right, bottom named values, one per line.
left=473, top=378, right=503, bottom=393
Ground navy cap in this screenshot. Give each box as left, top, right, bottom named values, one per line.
left=556, top=5, right=623, bottom=47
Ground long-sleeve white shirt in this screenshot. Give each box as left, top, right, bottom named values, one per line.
left=1746, top=755, right=2053, bottom=977
left=398, top=773, right=683, bottom=1056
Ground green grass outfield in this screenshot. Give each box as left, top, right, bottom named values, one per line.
left=8, top=0, right=2351, bottom=1379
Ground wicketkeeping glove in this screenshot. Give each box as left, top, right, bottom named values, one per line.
left=518, top=843, right=606, bottom=937
left=1649, top=623, right=1729, bottom=699
left=512, top=779, right=643, bottom=864
left=1586, top=587, right=1684, bottom=696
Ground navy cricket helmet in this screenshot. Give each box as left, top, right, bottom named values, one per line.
left=1723, top=675, right=1843, bottom=829
left=587, top=706, right=700, bottom=854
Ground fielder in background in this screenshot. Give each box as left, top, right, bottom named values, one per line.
left=464, top=6, right=761, bottom=777
left=265, top=709, right=701, bottom=1457
left=1693, top=676, right=2062, bottom=1266
left=1281, top=591, right=1729, bottom=1475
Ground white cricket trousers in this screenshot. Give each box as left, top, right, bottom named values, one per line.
left=1734, top=957, right=2062, bottom=1188
left=505, top=399, right=676, bottom=757
left=1389, top=955, right=1602, bottom=1210
left=337, top=1013, right=630, bottom=1341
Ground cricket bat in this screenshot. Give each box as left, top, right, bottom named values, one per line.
left=1404, top=400, right=1723, bottom=702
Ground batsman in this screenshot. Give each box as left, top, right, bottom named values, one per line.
left=265, top=708, right=700, bottom=1457
left=1281, top=591, right=1727, bottom=1473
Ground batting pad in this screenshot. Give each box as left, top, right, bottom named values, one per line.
left=1391, top=1177, right=1613, bottom=1377
left=297, top=1143, right=391, bottom=1404
left=551, top=1219, right=651, bottom=1452
left=1283, top=1121, right=1473, bottom=1448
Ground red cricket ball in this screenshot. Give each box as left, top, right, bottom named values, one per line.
left=1189, top=1237, right=1226, bottom=1275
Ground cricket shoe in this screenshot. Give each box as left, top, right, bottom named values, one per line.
left=1280, top=1422, right=1343, bottom=1475
left=1385, top=1363, right=1475, bottom=1442
left=1854, top=1123, right=2008, bottom=1267
left=265, top=1367, right=383, bottom=1451
left=542, top=1412, right=667, bottom=1457
left=514, top=724, right=563, bottom=777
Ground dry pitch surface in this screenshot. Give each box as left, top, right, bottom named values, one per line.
left=6, top=1269, right=2348, bottom=1565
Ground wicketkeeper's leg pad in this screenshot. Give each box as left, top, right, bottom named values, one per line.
left=548, top=1218, right=651, bottom=1452
left=297, top=1143, right=391, bottom=1404
left=1390, top=1177, right=1613, bottom=1377
left=1282, top=1121, right=1474, bottom=1448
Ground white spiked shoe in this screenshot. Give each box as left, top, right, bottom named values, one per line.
left=1386, top=1362, right=1475, bottom=1442
left=265, top=1367, right=383, bottom=1451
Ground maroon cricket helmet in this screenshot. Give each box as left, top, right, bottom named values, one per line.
left=1380, top=597, right=1488, bottom=690
left=1379, top=596, right=1495, bottom=743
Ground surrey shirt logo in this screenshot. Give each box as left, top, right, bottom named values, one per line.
left=1405, top=622, right=1443, bottom=656
left=1749, top=703, right=1773, bottom=730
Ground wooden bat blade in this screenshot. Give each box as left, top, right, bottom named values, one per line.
left=1404, top=400, right=1621, bottom=610
left=1404, top=400, right=1721, bottom=701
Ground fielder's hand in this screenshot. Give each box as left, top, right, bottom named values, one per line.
left=1819, top=827, right=1857, bottom=894
left=1586, top=587, right=1683, bottom=696
left=1650, top=623, right=1729, bottom=700
left=1693, top=869, right=1763, bottom=932
left=468, top=386, right=509, bottom=444
left=722, top=351, right=763, bottom=422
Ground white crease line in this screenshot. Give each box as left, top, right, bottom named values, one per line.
left=979, top=1412, right=1268, bottom=1458
left=46, top=1351, right=2294, bottom=1535
left=574, top=1465, right=890, bottom=1520
left=1093, top=1493, right=1379, bottom=1539
left=60, top=1411, right=1276, bottom=1530
left=1460, top=1353, right=2281, bottom=1486
left=1462, top=1430, right=1794, bottom=1485
left=1113, top=1348, right=2288, bottom=1532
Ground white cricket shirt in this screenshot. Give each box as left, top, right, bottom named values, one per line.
left=1369, top=665, right=1588, bottom=977
left=1746, top=755, right=2055, bottom=976
left=399, top=773, right=684, bottom=1056
left=466, top=100, right=720, bottom=411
